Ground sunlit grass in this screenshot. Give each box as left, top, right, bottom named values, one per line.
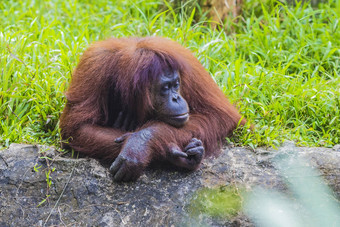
left=0, top=0, right=339, bottom=148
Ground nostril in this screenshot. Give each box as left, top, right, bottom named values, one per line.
left=172, top=94, right=179, bottom=102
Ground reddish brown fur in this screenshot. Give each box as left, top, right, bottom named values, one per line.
left=60, top=37, right=245, bottom=167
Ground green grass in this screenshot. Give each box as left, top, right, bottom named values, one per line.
left=188, top=186, right=244, bottom=219
left=0, top=0, right=339, bottom=149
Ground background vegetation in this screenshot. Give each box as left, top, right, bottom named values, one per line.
left=0, top=0, right=339, bottom=149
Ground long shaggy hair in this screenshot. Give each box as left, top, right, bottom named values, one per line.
left=60, top=37, right=244, bottom=162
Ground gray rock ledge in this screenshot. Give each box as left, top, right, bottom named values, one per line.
left=0, top=142, right=339, bottom=226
